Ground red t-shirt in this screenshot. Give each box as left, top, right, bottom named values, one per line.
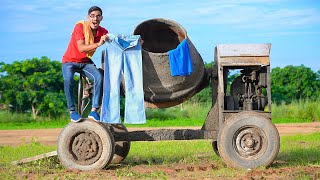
left=62, top=23, right=108, bottom=63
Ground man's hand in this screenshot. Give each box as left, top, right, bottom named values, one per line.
left=97, top=34, right=108, bottom=47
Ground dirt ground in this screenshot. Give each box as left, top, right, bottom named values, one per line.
left=1, top=122, right=320, bottom=179
left=0, top=122, right=320, bottom=146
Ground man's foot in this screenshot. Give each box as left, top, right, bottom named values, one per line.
left=70, top=111, right=83, bottom=122
left=88, top=111, right=100, bottom=122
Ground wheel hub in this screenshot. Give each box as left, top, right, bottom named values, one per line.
left=235, top=128, right=265, bottom=158
left=70, top=130, right=102, bottom=165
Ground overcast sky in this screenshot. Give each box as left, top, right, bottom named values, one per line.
left=0, top=0, right=319, bottom=71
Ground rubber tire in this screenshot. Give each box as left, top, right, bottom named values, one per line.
left=212, top=141, right=220, bottom=157
left=57, top=120, right=115, bottom=171
left=218, top=112, right=280, bottom=169
left=108, top=124, right=131, bottom=164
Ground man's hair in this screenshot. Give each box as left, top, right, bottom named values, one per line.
left=88, top=6, right=103, bottom=15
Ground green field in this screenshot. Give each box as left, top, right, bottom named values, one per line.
left=0, top=99, right=319, bottom=130
left=0, top=99, right=319, bottom=179
left=0, top=133, right=320, bottom=179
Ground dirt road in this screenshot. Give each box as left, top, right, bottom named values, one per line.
left=0, top=122, right=319, bottom=146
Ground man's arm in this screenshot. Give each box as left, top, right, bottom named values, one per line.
left=77, top=34, right=108, bottom=53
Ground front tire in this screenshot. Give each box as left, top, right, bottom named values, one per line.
left=57, top=120, right=115, bottom=171
left=218, top=112, right=280, bottom=169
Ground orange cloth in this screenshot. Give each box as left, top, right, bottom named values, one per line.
left=77, top=20, right=95, bottom=58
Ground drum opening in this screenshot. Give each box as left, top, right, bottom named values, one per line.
left=134, top=19, right=187, bottom=53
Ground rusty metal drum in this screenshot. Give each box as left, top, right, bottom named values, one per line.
left=133, top=18, right=206, bottom=108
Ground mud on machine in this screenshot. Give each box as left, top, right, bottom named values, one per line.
left=57, top=18, right=280, bottom=170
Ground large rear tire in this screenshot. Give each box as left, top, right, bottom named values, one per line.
left=218, top=112, right=280, bottom=169
left=57, top=120, right=115, bottom=171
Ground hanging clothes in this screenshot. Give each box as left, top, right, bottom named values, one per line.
left=101, top=34, right=146, bottom=124
left=168, top=39, right=193, bottom=76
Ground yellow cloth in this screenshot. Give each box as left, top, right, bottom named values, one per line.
left=77, top=20, right=95, bottom=58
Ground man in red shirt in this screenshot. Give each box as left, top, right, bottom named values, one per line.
left=62, top=6, right=108, bottom=122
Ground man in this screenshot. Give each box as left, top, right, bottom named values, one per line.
left=62, top=6, right=108, bottom=122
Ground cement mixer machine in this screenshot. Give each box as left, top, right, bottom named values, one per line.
left=57, top=18, right=280, bottom=170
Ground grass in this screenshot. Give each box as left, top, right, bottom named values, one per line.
left=0, top=117, right=206, bottom=130
left=272, top=98, right=320, bottom=122
left=0, top=99, right=319, bottom=130
left=0, top=111, right=69, bottom=130
left=0, top=140, right=59, bottom=179
left=271, top=118, right=313, bottom=124
left=0, top=100, right=319, bottom=178
left=277, top=133, right=320, bottom=165
left=125, top=140, right=216, bottom=164
left=1, top=133, right=320, bottom=179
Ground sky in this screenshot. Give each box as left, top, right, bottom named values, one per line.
left=0, top=0, right=319, bottom=71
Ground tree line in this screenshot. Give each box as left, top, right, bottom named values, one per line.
left=0, top=57, right=319, bottom=119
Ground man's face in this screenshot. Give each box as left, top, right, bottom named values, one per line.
left=87, top=10, right=103, bottom=30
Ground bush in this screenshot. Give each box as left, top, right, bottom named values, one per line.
left=272, top=99, right=320, bottom=121
left=146, top=101, right=211, bottom=121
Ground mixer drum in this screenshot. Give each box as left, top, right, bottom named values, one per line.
left=133, top=18, right=205, bottom=108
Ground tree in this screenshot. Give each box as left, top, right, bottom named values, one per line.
left=0, top=57, right=66, bottom=119
left=271, top=65, right=320, bottom=103
left=189, top=62, right=214, bottom=103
